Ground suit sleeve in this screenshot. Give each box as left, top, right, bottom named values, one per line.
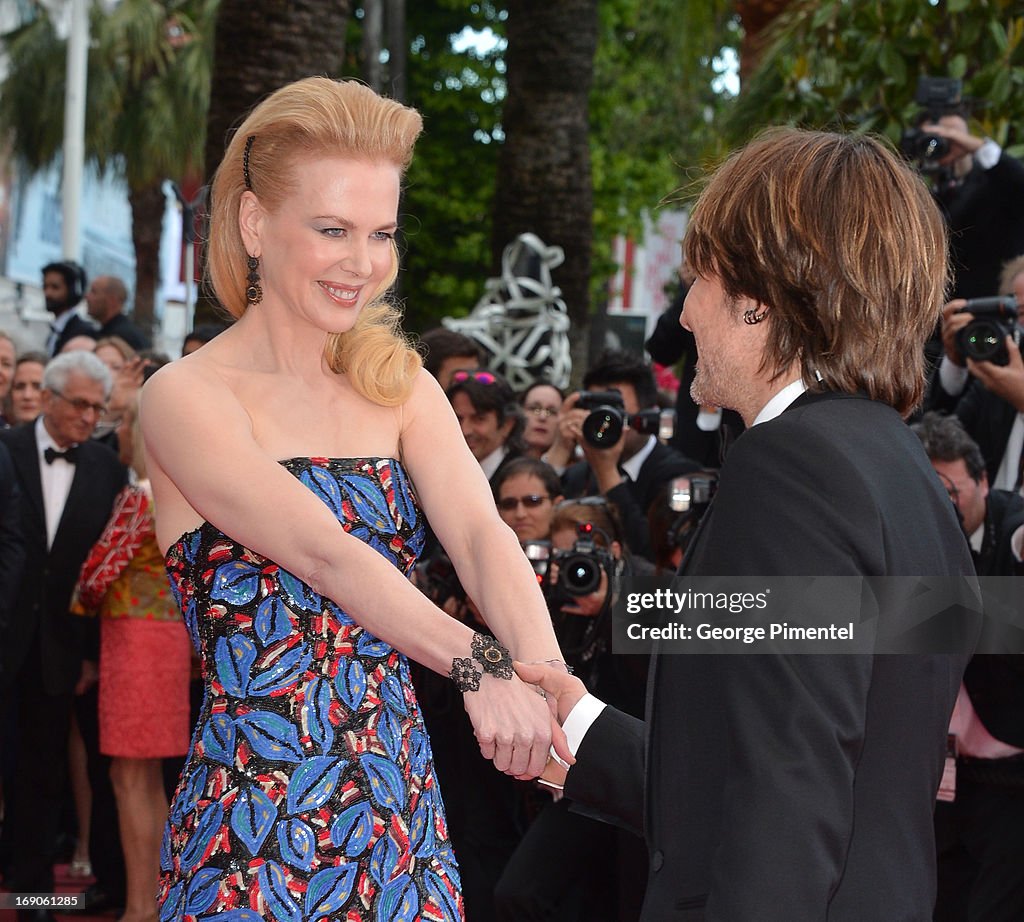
left=0, top=442, right=25, bottom=637
left=563, top=705, right=645, bottom=837
left=689, top=426, right=878, bottom=919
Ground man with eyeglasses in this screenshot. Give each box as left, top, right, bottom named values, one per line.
left=911, top=411, right=1024, bottom=922
left=0, top=351, right=126, bottom=921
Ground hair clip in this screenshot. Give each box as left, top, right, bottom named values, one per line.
left=243, top=135, right=256, bottom=191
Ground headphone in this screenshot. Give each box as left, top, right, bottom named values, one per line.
left=44, top=260, right=88, bottom=303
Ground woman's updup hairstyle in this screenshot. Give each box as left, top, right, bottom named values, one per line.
left=208, top=77, right=424, bottom=406
left=684, top=127, right=949, bottom=417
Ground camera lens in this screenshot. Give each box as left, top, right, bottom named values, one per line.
left=961, top=320, right=1007, bottom=363
left=582, top=407, right=624, bottom=447
left=560, top=553, right=601, bottom=595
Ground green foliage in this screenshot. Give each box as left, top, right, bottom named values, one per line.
left=590, top=0, right=738, bottom=292
left=0, top=0, right=216, bottom=189
left=728, top=0, right=1024, bottom=155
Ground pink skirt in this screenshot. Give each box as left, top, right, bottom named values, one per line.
left=99, top=617, right=192, bottom=758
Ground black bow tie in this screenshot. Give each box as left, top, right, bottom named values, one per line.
left=44, top=445, right=79, bottom=465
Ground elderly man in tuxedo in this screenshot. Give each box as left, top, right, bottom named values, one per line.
left=0, top=351, right=126, bottom=922
left=519, top=128, right=975, bottom=922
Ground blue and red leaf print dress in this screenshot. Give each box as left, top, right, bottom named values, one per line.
left=158, top=457, right=463, bottom=922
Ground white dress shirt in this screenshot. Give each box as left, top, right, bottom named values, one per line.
left=36, top=416, right=76, bottom=550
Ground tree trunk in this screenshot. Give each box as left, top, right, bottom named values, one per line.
left=493, top=0, right=599, bottom=353
left=386, top=0, right=406, bottom=103
left=128, top=179, right=167, bottom=342
left=735, top=0, right=793, bottom=84
left=362, top=0, right=383, bottom=91
left=195, top=0, right=352, bottom=322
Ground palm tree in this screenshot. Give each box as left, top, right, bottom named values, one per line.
left=492, top=0, right=599, bottom=352
left=0, top=0, right=217, bottom=336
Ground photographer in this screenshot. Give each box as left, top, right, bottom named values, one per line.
left=544, top=349, right=699, bottom=560
left=913, top=103, right=1024, bottom=302
left=911, top=413, right=1024, bottom=922
left=495, top=498, right=648, bottom=921
left=931, top=256, right=1024, bottom=486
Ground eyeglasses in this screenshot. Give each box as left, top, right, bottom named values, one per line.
left=51, top=390, right=107, bottom=416
left=451, top=370, right=498, bottom=385
left=497, top=494, right=551, bottom=511
left=524, top=404, right=558, bottom=419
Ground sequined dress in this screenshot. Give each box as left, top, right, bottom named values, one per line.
left=158, top=457, right=464, bottom=922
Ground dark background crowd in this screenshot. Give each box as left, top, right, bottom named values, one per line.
left=0, top=88, right=1023, bottom=922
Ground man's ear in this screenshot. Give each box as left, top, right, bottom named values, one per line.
left=239, top=191, right=263, bottom=256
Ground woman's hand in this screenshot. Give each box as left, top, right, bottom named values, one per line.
left=462, top=671, right=571, bottom=779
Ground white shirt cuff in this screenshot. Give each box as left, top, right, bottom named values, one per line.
left=561, top=692, right=607, bottom=758
left=1012, top=524, right=1024, bottom=563
left=939, top=355, right=970, bottom=396
left=975, top=138, right=1001, bottom=170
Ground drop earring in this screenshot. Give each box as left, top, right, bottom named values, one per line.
left=246, top=255, right=262, bottom=305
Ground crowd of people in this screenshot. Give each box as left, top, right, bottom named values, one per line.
left=0, top=76, right=1022, bottom=922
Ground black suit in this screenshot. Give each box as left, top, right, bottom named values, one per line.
left=0, top=441, right=25, bottom=653
left=50, top=312, right=98, bottom=357
left=98, top=312, right=151, bottom=351
left=0, top=422, right=125, bottom=893
left=934, top=489, right=1024, bottom=922
left=566, top=391, right=974, bottom=921
left=561, top=441, right=700, bottom=559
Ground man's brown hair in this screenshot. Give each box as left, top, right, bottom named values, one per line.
left=684, top=127, right=949, bottom=417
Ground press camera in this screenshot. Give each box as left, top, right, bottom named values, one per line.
left=900, top=76, right=963, bottom=173
left=956, top=295, right=1020, bottom=365
left=575, top=390, right=675, bottom=448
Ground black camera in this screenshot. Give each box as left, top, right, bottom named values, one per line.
left=669, top=473, right=718, bottom=518
left=536, top=524, right=614, bottom=609
left=575, top=390, right=675, bottom=447
left=956, top=295, right=1020, bottom=365
left=900, top=76, right=962, bottom=172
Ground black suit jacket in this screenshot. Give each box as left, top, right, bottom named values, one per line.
left=99, top=312, right=151, bottom=351
left=0, top=441, right=25, bottom=644
left=566, top=392, right=974, bottom=921
left=0, top=423, right=126, bottom=695
left=561, top=441, right=700, bottom=559
left=51, top=312, right=99, bottom=356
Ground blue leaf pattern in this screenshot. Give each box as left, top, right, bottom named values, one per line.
left=215, top=634, right=256, bottom=697
left=335, top=658, right=366, bottom=711
left=200, top=713, right=235, bottom=766
left=356, top=633, right=392, bottom=659
left=369, top=833, right=400, bottom=887
left=231, top=785, right=275, bottom=857
left=300, top=465, right=346, bottom=518
left=248, top=645, right=311, bottom=696
left=184, top=867, right=222, bottom=915
left=256, top=860, right=301, bottom=922
left=380, top=674, right=408, bottom=715
left=285, top=756, right=344, bottom=814
left=304, top=676, right=334, bottom=754
left=340, top=474, right=396, bottom=534
left=377, top=706, right=402, bottom=762
left=158, top=459, right=462, bottom=920
left=277, top=567, right=323, bottom=613
left=329, top=802, right=374, bottom=856
left=180, top=803, right=224, bottom=872
left=210, top=560, right=261, bottom=606
left=425, top=869, right=462, bottom=922
left=254, top=596, right=292, bottom=645
left=276, top=818, right=316, bottom=871
left=376, top=874, right=420, bottom=922
left=304, top=864, right=358, bottom=917
left=361, top=753, right=406, bottom=812
left=236, top=711, right=304, bottom=763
